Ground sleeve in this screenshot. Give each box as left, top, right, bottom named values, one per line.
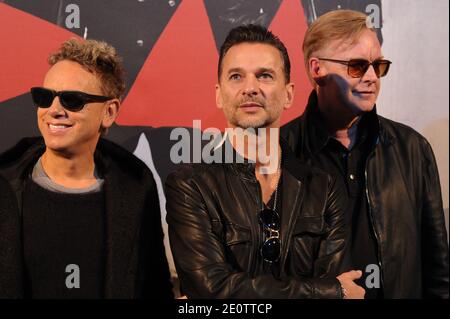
left=0, top=176, right=23, bottom=298
left=420, top=138, right=449, bottom=298
left=165, top=171, right=343, bottom=299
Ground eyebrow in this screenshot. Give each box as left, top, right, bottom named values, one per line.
left=257, top=67, right=276, bottom=74
left=226, top=67, right=276, bottom=74
left=350, top=55, right=385, bottom=60
left=226, top=67, right=243, bottom=75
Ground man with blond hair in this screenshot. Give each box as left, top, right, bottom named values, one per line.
left=0, top=39, right=173, bottom=298
left=282, top=10, right=449, bottom=298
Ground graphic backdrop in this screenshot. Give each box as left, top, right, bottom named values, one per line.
left=1, top=0, right=448, bottom=289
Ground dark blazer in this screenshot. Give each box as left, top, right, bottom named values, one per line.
left=166, top=139, right=347, bottom=298
left=0, top=137, right=173, bottom=299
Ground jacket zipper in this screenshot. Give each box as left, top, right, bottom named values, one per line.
left=365, top=150, right=385, bottom=289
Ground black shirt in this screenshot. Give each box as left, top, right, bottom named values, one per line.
left=22, top=179, right=106, bottom=298
left=309, top=110, right=382, bottom=299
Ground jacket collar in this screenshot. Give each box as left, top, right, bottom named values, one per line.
left=300, top=90, right=395, bottom=156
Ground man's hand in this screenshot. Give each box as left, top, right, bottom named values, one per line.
left=337, top=270, right=365, bottom=299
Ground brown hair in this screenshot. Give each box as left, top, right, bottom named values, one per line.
left=48, top=38, right=126, bottom=100
left=218, top=24, right=291, bottom=83
left=303, top=10, right=375, bottom=84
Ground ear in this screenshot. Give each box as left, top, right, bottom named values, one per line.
left=215, top=83, right=223, bottom=109
left=309, top=57, right=326, bottom=87
left=283, top=82, right=294, bottom=110
left=101, top=99, right=120, bottom=129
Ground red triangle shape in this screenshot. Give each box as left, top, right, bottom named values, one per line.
left=0, top=3, right=79, bottom=102
left=117, top=0, right=224, bottom=129
left=269, top=0, right=311, bottom=124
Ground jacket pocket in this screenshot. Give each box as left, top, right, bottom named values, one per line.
left=292, top=216, right=326, bottom=236
left=224, top=223, right=251, bottom=246
left=289, top=216, right=326, bottom=276
left=223, top=223, right=252, bottom=271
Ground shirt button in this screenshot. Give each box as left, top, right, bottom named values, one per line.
left=349, top=174, right=356, bottom=180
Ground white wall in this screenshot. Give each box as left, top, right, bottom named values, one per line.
left=378, top=0, right=449, bottom=238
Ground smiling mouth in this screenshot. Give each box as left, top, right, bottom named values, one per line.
left=48, top=123, right=73, bottom=133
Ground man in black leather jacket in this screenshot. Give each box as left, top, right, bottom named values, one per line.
left=282, top=10, right=449, bottom=298
left=165, top=25, right=365, bottom=299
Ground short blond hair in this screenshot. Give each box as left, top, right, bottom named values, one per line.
left=48, top=38, right=126, bottom=100
left=303, top=10, right=375, bottom=84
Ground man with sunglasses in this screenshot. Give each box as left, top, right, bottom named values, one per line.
left=282, top=10, right=449, bottom=298
left=165, top=24, right=365, bottom=299
left=0, top=39, right=173, bottom=298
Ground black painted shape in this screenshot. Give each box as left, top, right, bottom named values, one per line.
left=0, top=93, right=40, bottom=153
left=4, top=0, right=180, bottom=97
left=204, top=0, right=283, bottom=52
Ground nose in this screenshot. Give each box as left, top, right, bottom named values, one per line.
left=242, top=75, right=259, bottom=96
left=46, top=96, right=68, bottom=118
left=361, top=64, right=378, bottom=83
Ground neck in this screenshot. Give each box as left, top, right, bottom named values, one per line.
left=41, top=149, right=97, bottom=188
left=227, top=126, right=282, bottom=205
left=317, top=93, right=361, bottom=149
left=332, top=118, right=360, bottom=149
left=228, top=126, right=281, bottom=174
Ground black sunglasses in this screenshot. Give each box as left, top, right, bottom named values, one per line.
left=318, top=58, right=392, bottom=78
left=259, top=208, right=281, bottom=263
left=30, top=87, right=112, bottom=112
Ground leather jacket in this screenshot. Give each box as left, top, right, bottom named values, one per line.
left=165, top=139, right=347, bottom=298
left=281, top=91, right=449, bottom=298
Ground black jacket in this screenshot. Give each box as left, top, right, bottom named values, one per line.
left=165, top=139, right=347, bottom=298
left=281, top=91, right=449, bottom=298
left=0, top=175, right=22, bottom=298
left=0, top=137, right=173, bottom=299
